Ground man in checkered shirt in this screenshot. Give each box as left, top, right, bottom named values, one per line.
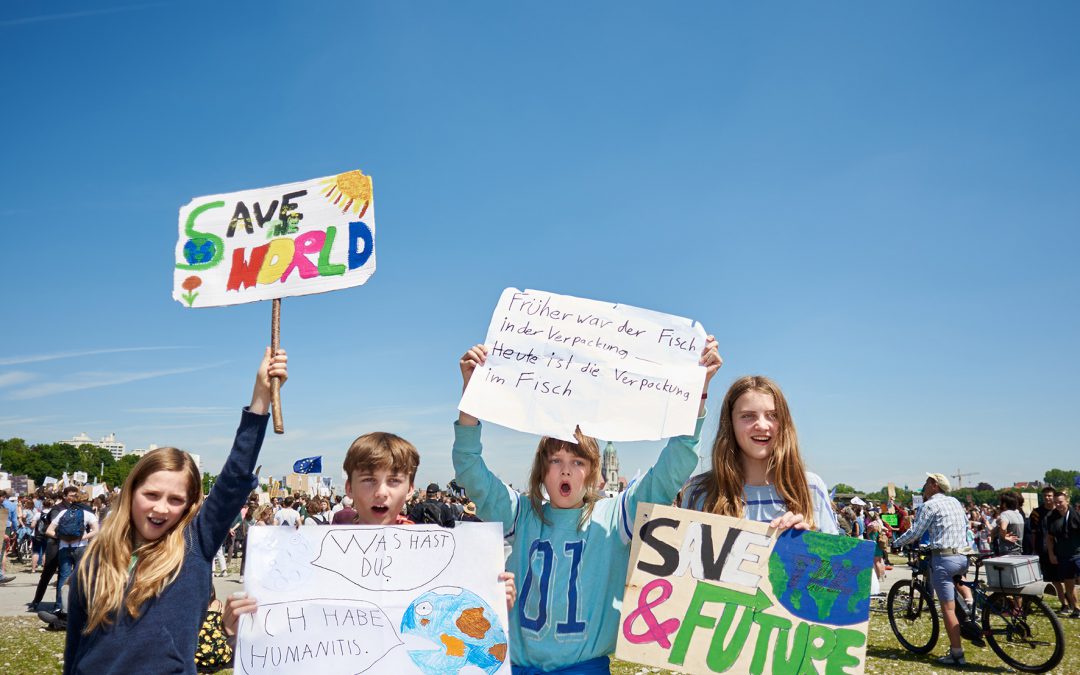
left=893, top=472, right=972, bottom=667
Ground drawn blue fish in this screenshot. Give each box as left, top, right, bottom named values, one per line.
left=401, top=587, right=508, bottom=674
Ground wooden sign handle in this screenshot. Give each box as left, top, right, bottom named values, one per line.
left=271, top=298, right=284, bottom=434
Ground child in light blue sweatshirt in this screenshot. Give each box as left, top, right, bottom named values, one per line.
left=454, top=339, right=720, bottom=674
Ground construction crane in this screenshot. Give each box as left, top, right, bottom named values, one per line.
left=951, top=469, right=980, bottom=489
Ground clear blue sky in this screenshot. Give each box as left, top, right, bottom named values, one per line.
left=2, top=1, right=1078, bottom=493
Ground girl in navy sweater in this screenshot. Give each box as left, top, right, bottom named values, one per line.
left=63, top=348, right=287, bottom=675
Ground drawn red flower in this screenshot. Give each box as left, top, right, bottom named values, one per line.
left=182, top=276, right=202, bottom=291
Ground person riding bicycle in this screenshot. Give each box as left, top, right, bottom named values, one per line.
left=893, top=472, right=974, bottom=667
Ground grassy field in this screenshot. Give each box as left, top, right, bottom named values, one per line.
left=3, top=611, right=1076, bottom=675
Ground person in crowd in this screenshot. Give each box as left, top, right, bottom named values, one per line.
left=330, top=496, right=357, bottom=524
left=893, top=473, right=974, bottom=667
left=273, top=497, right=300, bottom=528
left=41, top=486, right=100, bottom=623
left=459, top=501, right=482, bottom=523
left=993, top=491, right=1024, bottom=556
left=452, top=338, right=719, bottom=674
left=1046, top=491, right=1080, bottom=619
left=1030, top=486, right=1065, bottom=610
left=408, top=483, right=457, bottom=527
left=303, top=498, right=328, bottom=525
left=58, top=348, right=286, bottom=674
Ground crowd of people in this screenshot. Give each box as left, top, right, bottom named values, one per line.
left=1, top=340, right=1077, bottom=674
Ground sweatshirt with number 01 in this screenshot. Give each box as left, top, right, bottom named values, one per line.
left=452, top=415, right=704, bottom=672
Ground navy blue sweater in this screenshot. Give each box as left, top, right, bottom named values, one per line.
left=63, top=409, right=268, bottom=674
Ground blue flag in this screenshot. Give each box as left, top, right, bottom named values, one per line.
left=293, top=456, right=322, bottom=474
left=1074, top=475, right=1080, bottom=489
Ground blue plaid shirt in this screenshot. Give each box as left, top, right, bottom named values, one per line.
left=894, top=492, right=968, bottom=551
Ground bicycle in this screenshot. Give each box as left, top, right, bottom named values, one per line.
left=886, top=546, right=939, bottom=654
left=887, top=547, right=1065, bottom=673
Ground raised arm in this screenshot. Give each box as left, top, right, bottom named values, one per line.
left=453, top=344, right=521, bottom=533
left=193, top=348, right=286, bottom=560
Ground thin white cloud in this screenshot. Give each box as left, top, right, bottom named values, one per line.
left=0, top=3, right=165, bottom=28
left=7, top=362, right=228, bottom=400
left=0, top=415, right=54, bottom=427
left=126, top=406, right=234, bottom=416
left=0, top=371, right=35, bottom=388
left=0, top=346, right=189, bottom=366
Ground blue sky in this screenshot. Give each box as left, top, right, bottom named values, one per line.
left=2, top=1, right=1078, bottom=493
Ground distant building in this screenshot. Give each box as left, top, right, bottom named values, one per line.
left=601, top=441, right=623, bottom=494
left=58, top=432, right=127, bottom=460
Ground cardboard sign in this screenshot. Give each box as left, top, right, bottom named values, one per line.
left=616, top=504, right=874, bottom=674
left=237, top=523, right=510, bottom=674
left=173, top=170, right=376, bottom=307
left=459, top=288, right=708, bottom=442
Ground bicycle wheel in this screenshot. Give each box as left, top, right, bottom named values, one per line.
left=887, top=579, right=939, bottom=654
left=983, top=592, right=1064, bottom=673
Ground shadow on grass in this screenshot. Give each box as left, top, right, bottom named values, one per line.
left=865, top=645, right=1013, bottom=673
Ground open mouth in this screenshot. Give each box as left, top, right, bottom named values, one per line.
left=751, top=435, right=771, bottom=446
left=148, top=516, right=167, bottom=527
left=371, top=505, right=390, bottom=515
left=559, top=482, right=572, bottom=497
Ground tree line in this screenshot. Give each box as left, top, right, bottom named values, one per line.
left=833, top=468, right=1080, bottom=507
left=0, top=437, right=141, bottom=489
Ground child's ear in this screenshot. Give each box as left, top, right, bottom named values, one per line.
left=344, top=478, right=352, bottom=494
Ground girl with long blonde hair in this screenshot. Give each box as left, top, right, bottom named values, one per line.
left=454, top=339, right=721, bottom=673
left=62, top=348, right=287, bottom=675
left=684, top=375, right=838, bottom=534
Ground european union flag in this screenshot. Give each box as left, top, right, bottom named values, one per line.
left=293, top=456, right=322, bottom=474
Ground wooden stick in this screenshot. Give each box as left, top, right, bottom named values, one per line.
left=271, top=298, right=284, bottom=434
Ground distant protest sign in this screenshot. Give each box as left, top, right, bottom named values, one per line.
left=616, top=504, right=874, bottom=675
left=237, top=523, right=510, bottom=674
left=458, top=288, right=708, bottom=442
left=172, top=170, right=376, bottom=308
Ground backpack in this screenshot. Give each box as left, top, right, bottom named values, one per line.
left=34, top=511, right=51, bottom=539
left=309, top=513, right=327, bottom=525
left=56, top=506, right=85, bottom=540
left=415, top=501, right=444, bottom=526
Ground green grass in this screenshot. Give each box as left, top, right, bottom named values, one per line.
left=3, top=611, right=1077, bottom=674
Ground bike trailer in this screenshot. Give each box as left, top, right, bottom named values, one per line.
left=983, top=555, right=1041, bottom=589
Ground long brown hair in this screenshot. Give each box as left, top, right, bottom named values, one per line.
left=694, top=376, right=815, bottom=529
left=77, top=448, right=202, bottom=633
left=527, top=429, right=602, bottom=530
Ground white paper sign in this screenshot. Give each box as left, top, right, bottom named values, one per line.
left=173, top=170, right=376, bottom=308
left=459, top=288, right=708, bottom=442
left=237, top=524, right=510, bottom=674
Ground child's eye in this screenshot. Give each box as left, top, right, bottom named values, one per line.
left=766, top=412, right=778, bottom=421
left=169, top=497, right=186, bottom=506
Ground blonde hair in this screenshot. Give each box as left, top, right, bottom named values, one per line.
left=77, top=448, right=202, bottom=633
left=343, top=432, right=419, bottom=483
left=693, top=376, right=816, bottom=529
left=527, top=429, right=602, bottom=530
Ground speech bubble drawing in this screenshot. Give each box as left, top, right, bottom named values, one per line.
left=237, top=599, right=402, bottom=674
left=247, top=528, right=317, bottom=592
left=311, top=527, right=455, bottom=591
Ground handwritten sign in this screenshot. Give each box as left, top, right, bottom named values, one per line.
left=237, top=523, right=510, bottom=674
left=616, top=504, right=874, bottom=674
left=172, top=170, right=376, bottom=307
left=459, top=288, right=708, bottom=442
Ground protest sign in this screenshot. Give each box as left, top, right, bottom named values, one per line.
left=616, top=504, right=874, bottom=675
left=880, top=513, right=898, bottom=527
left=173, top=170, right=376, bottom=308
left=912, top=494, right=923, bottom=509
left=237, top=523, right=510, bottom=674
left=458, top=288, right=708, bottom=442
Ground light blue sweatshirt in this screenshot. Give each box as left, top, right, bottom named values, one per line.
left=452, top=416, right=704, bottom=672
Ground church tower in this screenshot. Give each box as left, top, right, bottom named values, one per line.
left=601, top=441, right=621, bottom=492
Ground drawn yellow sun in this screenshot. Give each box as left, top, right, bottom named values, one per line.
left=320, top=170, right=373, bottom=216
